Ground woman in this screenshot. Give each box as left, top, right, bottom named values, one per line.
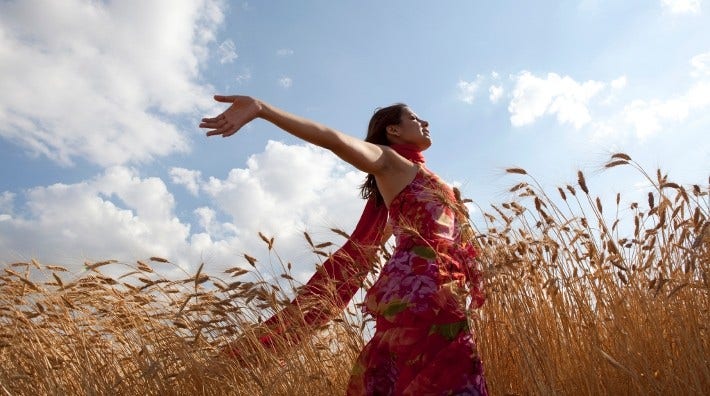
left=200, top=95, right=487, bottom=395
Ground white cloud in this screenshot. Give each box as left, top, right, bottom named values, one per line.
left=0, top=191, right=14, bottom=214
left=601, top=75, right=628, bottom=105
left=194, top=206, right=238, bottom=240
left=279, top=77, right=293, bottom=88
left=489, top=85, right=504, bottom=104
left=621, top=98, right=689, bottom=139
left=193, top=141, right=365, bottom=281
left=0, top=0, right=224, bottom=166
left=619, top=82, right=710, bottom=139
left=276, top=48, right=294, bottom=56
left=496, top=55, right=709, bottom=142
left=611, top=75, right=628, bottom=90
left=491, top=60, right=707, bottom=141
left=0, top=142, right=365, bottom=282
left=661, top=0, right=702, bottom=14
left=0, top=166, right=192, bottom=271
left=218, top=39, right=238, bottom=63
left=170, top=167, right=203, bottom=196
left=201, top=141, right=362, bottom=238
left=508, top=71, right=605, bottom=129
left=690, top=51, right=710, bottom=77
left=457, top=75, right=484, bottom=104
left=593, top=52, right=710, bottom=140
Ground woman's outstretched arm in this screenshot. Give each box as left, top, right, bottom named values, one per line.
left=200, top=95, right=388, bottom=175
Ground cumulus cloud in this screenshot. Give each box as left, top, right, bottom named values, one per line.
left=0, top=0, right=224, bottom=166
left=690, top=51, right=710, bottom=77
left=0, top=141, right=365, bottom=282
left=0, top=166, right=192, bottom=272
left=218, top=39, right=238, bottom=63
left=505, top=63, right=709, bottom=140
left=472, top=60, right=707, bottom=142
left=457, top=75, right=484, bottom=104
left=620, top=99, right=684, bottom=139
left=661, top=0, right=702, bottom=14
left=279, top=77, right=293, bottom=88
left=489, top=85, right=504, bottom=104
left=170, top=167, right=203, bottom=196
left=600, top=75, right=628, bottom=105
left=618, top=82, right=710, bottom=139
left=508, top=71, right=606, bottom=129
left=593, top=52, right=710, bottom=140
left=194, top=206, right=238, bottom=240
left=201, top=141, right=363, bottom=239
left=189, top=142, right=365, bottom=281
left=611, top=76, right=628, bottom=90
left=0, top=192, right=14, bottom=214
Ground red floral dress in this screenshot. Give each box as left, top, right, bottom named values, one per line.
left=347, top=167, right=487, bottom=395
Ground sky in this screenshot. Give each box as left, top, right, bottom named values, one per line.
left=0, top=0, right=708, bottom=281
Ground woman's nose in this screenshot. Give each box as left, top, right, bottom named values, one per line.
left=420, top=119, right=429, bottom=127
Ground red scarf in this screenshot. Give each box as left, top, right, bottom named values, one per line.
left=227, top=144, right=425, bottom=355
left=390, top=143, right=425, bottom=164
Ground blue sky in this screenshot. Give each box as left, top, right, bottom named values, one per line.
left=0, top=0, right=708, bottom=279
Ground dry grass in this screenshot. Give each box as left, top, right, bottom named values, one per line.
left=1, top=154, right=708, bottom=395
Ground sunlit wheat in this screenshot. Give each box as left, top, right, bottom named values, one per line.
left=1, top=154, right=707, bottom=395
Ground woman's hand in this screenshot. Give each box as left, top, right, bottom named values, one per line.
left=201, top=94, right=389, bottom=177
left=200, top=95, right=263, bottom=138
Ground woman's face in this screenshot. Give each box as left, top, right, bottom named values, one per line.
left=390, top=107, right=431, bottom=150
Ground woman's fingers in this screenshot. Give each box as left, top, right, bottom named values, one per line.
left=205, top=121, right=237, bottom=137
left=201, top=113, right=234, bottom=137
left=201, top=95, right=259, bottom=137
left=214, top=94, right=238, bottom=103
left=201, top=114, right=227, bottom=124
left=205, top=129, right=223, bottom=137
left=199, top=116, right=227, bottom=128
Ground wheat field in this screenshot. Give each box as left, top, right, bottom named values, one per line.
left=1, top=154, right=708, bottom=395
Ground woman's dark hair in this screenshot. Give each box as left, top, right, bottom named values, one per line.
left=359, top=103, right=407, bottom=204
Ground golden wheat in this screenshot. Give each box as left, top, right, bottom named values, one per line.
left=0, top=154, right=708, bottom=395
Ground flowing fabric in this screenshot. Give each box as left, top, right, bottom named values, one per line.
left=236, top=143, right=487, bottom=395
left=256, top=195, right=388, bottom=348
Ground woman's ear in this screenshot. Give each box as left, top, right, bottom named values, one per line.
left=386, top=126, right=399, bottom=136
